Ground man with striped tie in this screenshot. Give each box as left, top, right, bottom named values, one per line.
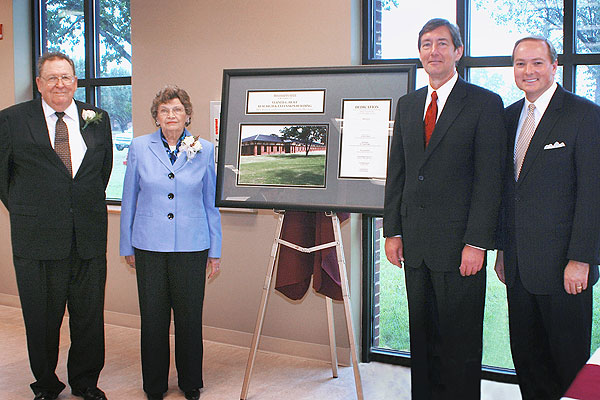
left=495, top=37, right=600, bottom=400
left=0, top=52, right=112, bottom=400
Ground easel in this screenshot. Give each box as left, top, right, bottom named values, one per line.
left=240, top=211, right=363, bottom=400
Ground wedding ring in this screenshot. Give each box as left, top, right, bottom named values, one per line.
left=577, top=285, right=583, bottom=289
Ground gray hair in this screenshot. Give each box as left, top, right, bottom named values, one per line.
left=418, top=18, right=463, bottom=50
left=37, top=52, right=76, bottom=77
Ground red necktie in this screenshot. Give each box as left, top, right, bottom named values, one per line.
left=424, top=91, right=438, bottom=147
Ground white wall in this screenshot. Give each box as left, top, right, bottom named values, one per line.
left=0, top=0, right=363, bottom=363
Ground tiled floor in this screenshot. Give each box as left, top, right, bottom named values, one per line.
left=0, top=305, right=522, bottom=399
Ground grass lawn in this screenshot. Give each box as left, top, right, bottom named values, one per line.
left=377, top=250, right=600, bottom=370
left=106, top=145, right=129, bottom=200
left=238, top=153, right=326, bottom=186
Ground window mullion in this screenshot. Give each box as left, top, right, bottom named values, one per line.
left=83, top=0, right=95, bottom=104
left=563, top=0, right=575, bottom=91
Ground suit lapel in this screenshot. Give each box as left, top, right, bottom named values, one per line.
left=405, top=88, right=428, bottom=164
left=148, top=130, right=176, bottom=172
left=74, top=102, right=98, bottom=179
left=173, top=150, right=188, bottom=172
left=27, top=100, right=72, bottom=176
left=507, top=99, right=525, bottom=149
left=421, top=77, right=468, bottom=166
left=517, top=86, right=564, bottom=185
left=77, top=102, right=97, bottom=150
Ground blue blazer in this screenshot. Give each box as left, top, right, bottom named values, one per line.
left=120, top=129, right=222, bottom=258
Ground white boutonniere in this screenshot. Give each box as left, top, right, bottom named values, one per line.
left=82, top=109, right=103, bottom=130
left=179, top=135, right=203, bottom=160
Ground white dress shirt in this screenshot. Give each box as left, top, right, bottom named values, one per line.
left=514, top=82, right=558, bottom=154
left=42, top=99, right=87, bottom=177
left=423, top=71, right=459, bottom=120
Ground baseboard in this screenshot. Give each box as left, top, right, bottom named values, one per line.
left=203, top=325, right=351, bottom=366
left=0, top=293, right=20, bottom=308
left=0, top=295, right=351, bottom=366
left=105, top=309, right=142, bottom=329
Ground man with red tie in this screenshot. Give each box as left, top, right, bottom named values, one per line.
left=384, top=18, right=506, bottom=399
left=0, top=52, right=112, bottom=400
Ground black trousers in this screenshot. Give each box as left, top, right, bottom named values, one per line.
left=507, top=268, right=592, bottom=400
left=134, top=249, right=208, bottom=396
left=13, top=248, right=106, bottom=396
left=404, top=261, right=486, bottom=400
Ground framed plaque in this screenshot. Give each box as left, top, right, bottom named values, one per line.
left=217, top=65, right=416, bottom=213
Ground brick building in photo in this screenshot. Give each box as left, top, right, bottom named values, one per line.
left=241, top=134, right=325, bottom=156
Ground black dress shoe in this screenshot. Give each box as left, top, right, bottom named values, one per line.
left=34, top=393, right=58, bottom=400
left=146, top=393, right=164, bottom=400
left=184, top=388, right=200, bottom=400
left=72, top=387, right=108, bottom=400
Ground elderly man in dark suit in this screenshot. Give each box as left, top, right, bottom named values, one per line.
left=384, top=18, right=506, bottom=400
left=0, top=52, right=112, bottom=400
left=495, top=36, right=600, bottom=400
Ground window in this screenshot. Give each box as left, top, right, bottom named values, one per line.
left=34, top=0, right=132, bottom=202
left=362, top=0, right=600, bottom=377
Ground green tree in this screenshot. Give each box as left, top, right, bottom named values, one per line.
left=381, top=0, right=400, bottom=11
left=279, top=126, right=327, bottom=156
left=44, top=0, right=131, bottom=73
left=473, top=0, right=600, bottom=103
left=98, top=81, right=131, bottom=131
left=42, top=0, right=132, bottom=127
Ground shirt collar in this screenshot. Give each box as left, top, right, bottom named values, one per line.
left=524, top=82, right=557, bottom=115
left=160, top=129, right=188, bottom=149
left=41, top=98, right=78, bottom=121
left=427, top=71, right=459, bottom=104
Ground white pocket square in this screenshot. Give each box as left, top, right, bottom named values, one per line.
left=544, top=141, right=566, bottom=150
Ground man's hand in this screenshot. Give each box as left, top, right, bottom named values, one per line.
left=459, top=245, right=485, bottom=277
left=207, top=257, right=221, bottom=279
left=385, top=237, right=404, bottom=268
left=494, top=250, right=505, bottom=284
left=125, top=255, right=135, bottom=268
left=564, top=260, right=589, bottom=295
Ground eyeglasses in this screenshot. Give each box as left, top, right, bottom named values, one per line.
left=42, top=75, right=76, bottom=86
left=158, top=107, right=186, bottom=117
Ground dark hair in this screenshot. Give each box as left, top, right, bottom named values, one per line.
left=37, top=52, right=76, bottom=77
left=151, top=85, right=193, bottom=126
left=418, top=18, right=463, bottom=50
left=512, top=36, right=558, bottom=64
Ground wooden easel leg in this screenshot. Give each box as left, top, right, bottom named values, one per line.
left=240, top=212, right=285, bottom=400
left=326, top=296, right=339, bottom=378
left=331, top=214, right=364, bottom=400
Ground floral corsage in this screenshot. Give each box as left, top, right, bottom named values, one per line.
left=82, top=109, right=103, bottom=130
left=180, top=135, right=203, bottom=160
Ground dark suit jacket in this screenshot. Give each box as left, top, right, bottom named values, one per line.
left=384, top=77, right=507, bottom=271
left=498, top=85, right=600, bottom=294
left=0, top=98, right=113, bottom=260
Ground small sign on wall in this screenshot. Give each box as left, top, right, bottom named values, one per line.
left=209, top=101, right=221, bottom=163
left=0, top=24, right=4, bottom=40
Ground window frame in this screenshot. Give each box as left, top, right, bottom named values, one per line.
left=362, top=0, right=600, bottom=91
left=361, top=0, right=600, bottom=381
left=33, top=0, right=131, bottom=205
left=360, top=216, right=518, bottom=382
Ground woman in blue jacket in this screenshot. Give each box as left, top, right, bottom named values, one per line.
left=120, top=85, right=221, bottom=400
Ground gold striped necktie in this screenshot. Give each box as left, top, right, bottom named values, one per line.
left=514, top=104, right=536, bottom=180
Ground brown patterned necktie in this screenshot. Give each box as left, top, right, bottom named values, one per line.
left=54, top=112, right=73, bottom=175
left=424, top=91, right=438, bottom=147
